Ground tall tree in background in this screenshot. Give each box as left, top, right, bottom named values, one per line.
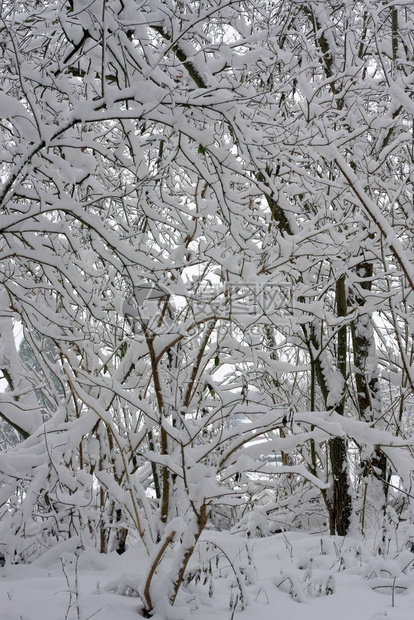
left=1, top=0, right=414, bottom=613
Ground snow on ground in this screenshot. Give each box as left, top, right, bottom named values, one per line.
left=1, top=530, right=414, bottom=620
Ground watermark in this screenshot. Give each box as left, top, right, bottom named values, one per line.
left=120, top=281, right=293, bottom=333
left=224, top=282, right=289, bottom=316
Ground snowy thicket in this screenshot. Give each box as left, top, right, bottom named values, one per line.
left=1, top=0, right=414, bottom=616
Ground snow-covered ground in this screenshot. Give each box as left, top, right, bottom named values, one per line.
left=2, top=529, right=414, bottom=620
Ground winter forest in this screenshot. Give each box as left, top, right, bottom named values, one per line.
left=1, top=0, right=414, bottom=618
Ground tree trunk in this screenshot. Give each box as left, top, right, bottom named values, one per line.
left=350, top=261, right=388, bottom=524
